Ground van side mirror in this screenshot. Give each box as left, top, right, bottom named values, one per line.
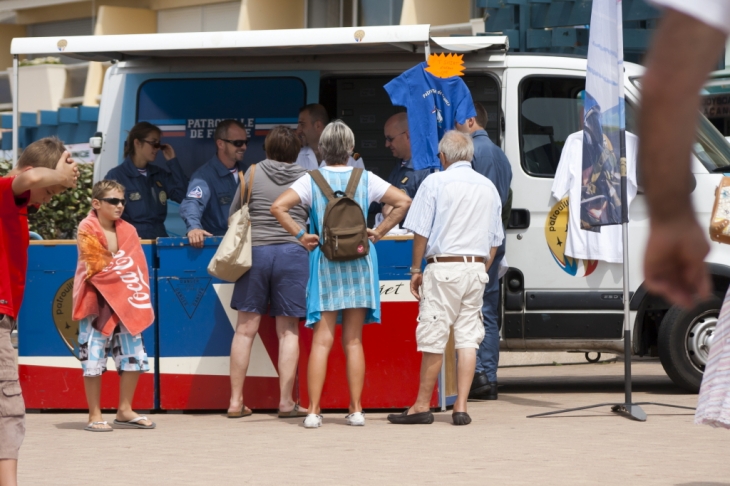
left=89, top=131, right=103, bottom=155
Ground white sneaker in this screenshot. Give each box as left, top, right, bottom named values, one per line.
left=345, top=412, right=365, bottom=426
left=303, top=414, right=322, bottom=428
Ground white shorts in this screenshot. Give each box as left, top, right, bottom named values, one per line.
left=416, top=262, right=488, bottom=354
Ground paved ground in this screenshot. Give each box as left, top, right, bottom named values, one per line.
left=18, top=359, right=730, bottom=486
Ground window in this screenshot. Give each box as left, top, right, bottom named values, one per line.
left=519, top=76, right=638, bottom=178
left=307, top=0, right=402, bottom=27
left=157, top=2, right=240, bottom=33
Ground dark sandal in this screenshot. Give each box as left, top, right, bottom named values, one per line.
left=452, top=412, right=472, bottom=426
left=278, top=407, right=309, bottom=418
left=227, top=406, right=253, bottom=418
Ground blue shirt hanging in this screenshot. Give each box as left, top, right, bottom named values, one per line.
left=384, top=62, right=476, bottom=170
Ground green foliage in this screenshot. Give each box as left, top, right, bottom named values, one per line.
left=19, top=56, right=62, bottom=67
left=0, top=160, right=94, bottom=240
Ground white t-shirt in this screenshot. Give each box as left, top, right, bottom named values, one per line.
left=551, top=131, right=638, bottom=264
left=289, top=166, right=390, bottom=208
left=649, top=0, right=730, bottom=35
left=295, top=146, right=366, bottom=171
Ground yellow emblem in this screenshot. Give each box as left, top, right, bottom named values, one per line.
left=52, top=278, right=80, bottom=358
left=544, top=197, right=598, bottom=277
left=159, top=191, right=167, bottom=205
left=425, top=53, right=466, bottom=79
left=401, top=176, right=409, bottom=184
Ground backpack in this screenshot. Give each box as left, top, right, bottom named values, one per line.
left=309, top=168, right=370, bottom=261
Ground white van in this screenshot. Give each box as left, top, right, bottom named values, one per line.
left=12, top=25, right=730, bottom=392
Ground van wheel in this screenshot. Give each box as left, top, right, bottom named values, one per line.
left=658, top=296, right=721, bottom=393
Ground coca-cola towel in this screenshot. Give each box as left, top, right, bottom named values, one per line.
left=72, top=210, right=154, bottom=336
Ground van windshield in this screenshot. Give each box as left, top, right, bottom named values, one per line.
left=631, top=76, right=730, bottom=172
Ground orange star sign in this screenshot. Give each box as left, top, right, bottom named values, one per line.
left=425, top=53, right=465, bottom=78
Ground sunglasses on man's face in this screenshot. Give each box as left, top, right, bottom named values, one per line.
left=99, top=197, right=126, bottom=206
left=222, top=139, right=248, bottom=148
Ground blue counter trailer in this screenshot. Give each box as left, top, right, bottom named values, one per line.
left=8, top=21, right=730, bottom=402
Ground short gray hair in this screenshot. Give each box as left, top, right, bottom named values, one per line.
left=438, top=130, right=474, bottom=163
left=319, top=120, right=355, bottom=165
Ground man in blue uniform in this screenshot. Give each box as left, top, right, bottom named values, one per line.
left=381, top=113, right=430, bottom=223
left=180, top=119, right=248, bottom=248
left=457, top=102, right=512, bottom=400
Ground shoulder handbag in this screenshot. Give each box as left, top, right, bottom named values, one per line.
left=207, top=165, right=256, bottom=282
left=710, top=175, right=730, bottom=245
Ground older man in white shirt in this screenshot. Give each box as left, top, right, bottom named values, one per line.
left=387, top=130, right=503, bottom=426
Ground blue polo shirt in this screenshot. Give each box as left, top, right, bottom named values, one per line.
left=105, top=157, right=188, bottom=239
left=179, top=156, right=246, bottom=236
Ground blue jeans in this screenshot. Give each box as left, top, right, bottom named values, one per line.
left=475, top=242, right=505, bottom=381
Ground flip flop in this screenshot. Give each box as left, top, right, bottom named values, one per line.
left=84, top=421, right=113, bottom=432
left=227, top=406, right=253, bottom=419
left=113, top=416, right=156, bottom=429
left=277, top=407, right=309, bottom=418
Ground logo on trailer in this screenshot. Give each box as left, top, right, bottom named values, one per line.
left=52, top=278, right=80, bottom=358
left=545, top=196, right=598, bottom=277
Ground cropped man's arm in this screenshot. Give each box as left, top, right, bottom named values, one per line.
left=639, top=8, right=726, bottom=307
left=410, top=233, right=428, bottom=300
left=640, top=8, right=725, bottom=223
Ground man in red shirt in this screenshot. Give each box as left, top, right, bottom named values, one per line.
left=0, top=137, right=77, bottom=486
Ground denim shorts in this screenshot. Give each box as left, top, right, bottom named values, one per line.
left=230, top=242, right=309, bottom=318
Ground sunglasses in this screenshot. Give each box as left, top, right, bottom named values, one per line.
left=99, top=197, right=126, bottom=206
left=142, top=139, right=164, bottom=149
left=222, top=139, right=248, bottom=148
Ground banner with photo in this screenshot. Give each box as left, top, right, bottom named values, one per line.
left=581, top=0, right=626, bottom=231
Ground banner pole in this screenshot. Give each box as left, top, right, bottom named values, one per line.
left=12, top=55, right=18, bottom=166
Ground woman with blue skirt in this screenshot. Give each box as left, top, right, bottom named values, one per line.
left=271, top=120, right=411, bottom=428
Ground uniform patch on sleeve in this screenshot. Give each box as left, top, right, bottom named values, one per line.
left=187, top=186, right=203, bottom=199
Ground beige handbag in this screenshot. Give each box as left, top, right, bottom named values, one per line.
left=710, top=176, right=730, bottom=245
left=207, top=165, right=256, bottom=282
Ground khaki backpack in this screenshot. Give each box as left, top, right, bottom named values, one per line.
left=309, top=168, right=370, bottom=261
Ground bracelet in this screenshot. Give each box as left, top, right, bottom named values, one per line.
left=295, top=228, right=306, bottom=239
left=409, top=267, right=422, bottom=275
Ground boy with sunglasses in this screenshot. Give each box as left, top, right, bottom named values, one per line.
left=72, top=180, right=155, bottom=432
left=1, top=137, right=78, bottom=486
left=180, top=119, right=249, bottom=248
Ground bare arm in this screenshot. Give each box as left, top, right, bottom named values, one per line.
left=485, top=246, right=498, bottom=273
left=270, top=188, right=319, bottom=251
left=409, top=233, right=428, bottom=300
left=639, top=8, right=726, bottom=307
left=11, top=151, right=77, bottom=195
left=369, top=186, right=411, bottom=243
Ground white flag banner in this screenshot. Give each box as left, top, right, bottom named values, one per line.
left=581, top=0, right=626, bottom=230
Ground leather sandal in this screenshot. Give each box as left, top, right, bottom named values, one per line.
left=227, top=406, right=253, bottom=418
left=278, top=406, right=309, bottom=418
left=452, top=412, right=472, bottom=426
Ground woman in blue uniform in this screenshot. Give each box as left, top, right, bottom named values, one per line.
left=105, top=122, right=188, bottom=239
